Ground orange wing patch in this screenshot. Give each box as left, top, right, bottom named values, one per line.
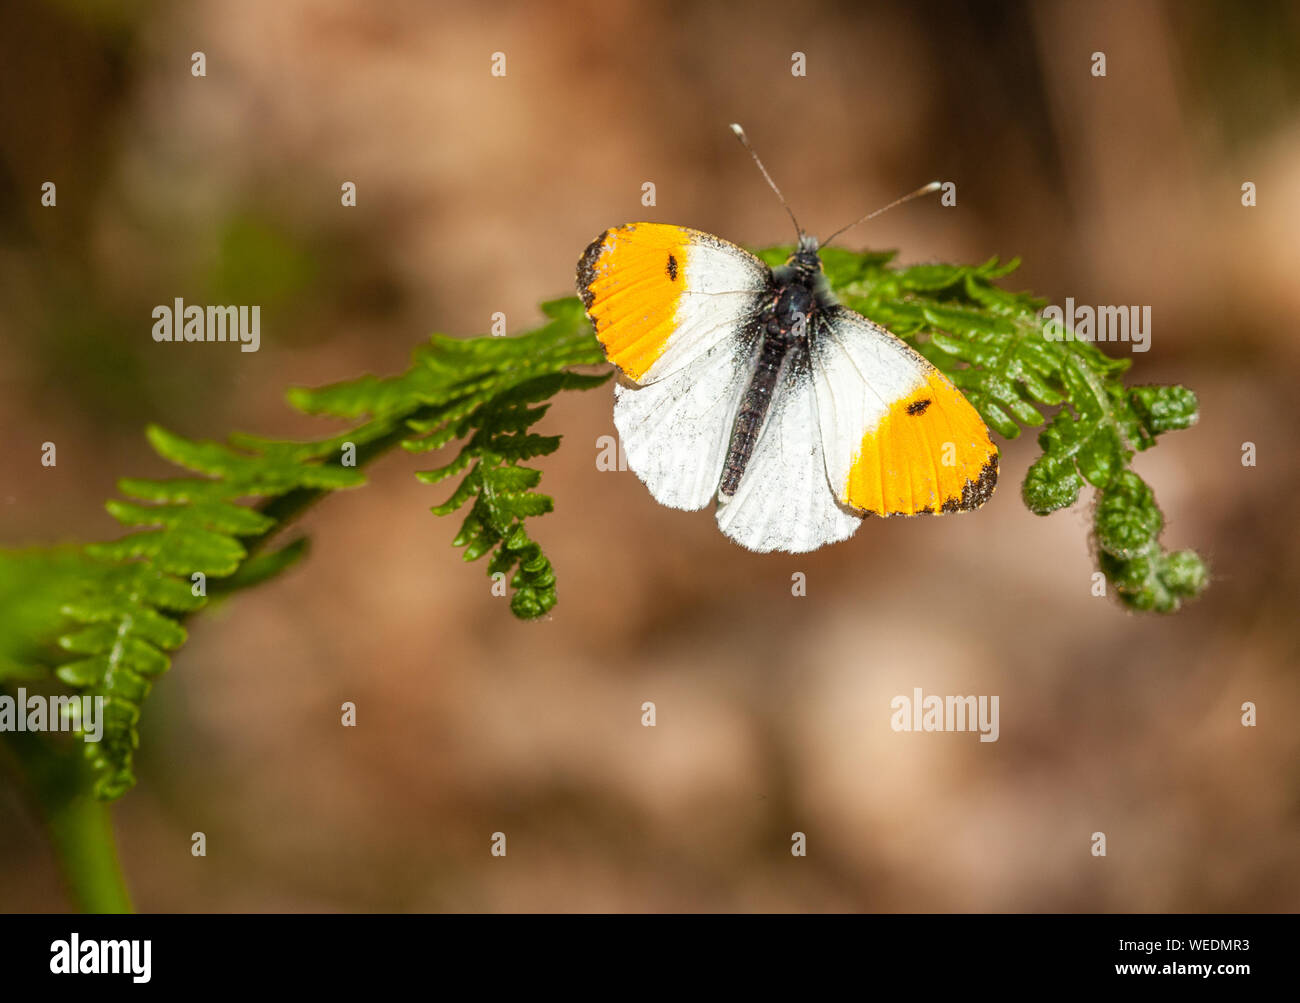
left=844, top=371, right=998, bottom=516
left=577, top=223, right=689, bottom=382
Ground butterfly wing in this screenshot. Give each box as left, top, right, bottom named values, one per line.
left=810, top=307, right=998, bottom=516
left=611, top=339, right=758, bottom=510
left=578, top=223, right=769, bottom=384
left=713, top=339, right=864, bottom=552
left=578, top=223, right=771, bottom=510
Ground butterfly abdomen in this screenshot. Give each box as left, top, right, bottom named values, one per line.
left=718, top=278, right=820, bottom=498
left=719, top=332, right=787, bottom=497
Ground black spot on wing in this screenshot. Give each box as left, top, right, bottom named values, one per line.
left=666, top=253, right=678, bottom=281
left=906, top=398, right=932, bottom=416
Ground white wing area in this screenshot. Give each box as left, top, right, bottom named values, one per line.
left=613, top=337, right=755, bottom=511
left=637, top=291, right=766, bottom=385
left=810, top=308, right=929, bottom=494
left=639, top=229, right=769, bottom=385
left=714, top=353, right=864, bottom=553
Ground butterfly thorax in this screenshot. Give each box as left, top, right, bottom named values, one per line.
left=718, top=247, right=835, bottom=498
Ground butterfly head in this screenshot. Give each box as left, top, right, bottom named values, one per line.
left=789, top=232, right=823, bottom=279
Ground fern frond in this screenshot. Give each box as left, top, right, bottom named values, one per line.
left=297, top=299, right=611, bottom=620
left=3, top=300, right=607, bottom=799
left=0, top=247, right=1205, bottom=804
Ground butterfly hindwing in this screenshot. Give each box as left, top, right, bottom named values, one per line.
left=577, top=223, right=769, bottom=384
left=811, top=307, right=998, bottom=516
left=612, top=332, right=758, bottom=511
left=714, top=342, right=864, bottom=552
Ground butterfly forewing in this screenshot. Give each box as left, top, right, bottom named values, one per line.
left=578, top=223, right=768, bottom=384
left=811, top=308, right=998, bottom=516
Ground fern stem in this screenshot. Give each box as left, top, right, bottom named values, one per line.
left=46, top=791, right=133, bottom=914
left=1, top=720, right=133, bottom=913
left=242, top=416, right=417, bottom=561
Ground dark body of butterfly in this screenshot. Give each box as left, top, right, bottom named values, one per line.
left=718, top=236, right=835, bottom=497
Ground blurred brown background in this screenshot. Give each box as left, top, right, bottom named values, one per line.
left=1, top=0, right=1297, bottom=911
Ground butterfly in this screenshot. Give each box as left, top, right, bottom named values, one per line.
left=576, top=125, right=998, bottom=554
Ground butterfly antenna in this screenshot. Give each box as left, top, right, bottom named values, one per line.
left=729, top=123, right=802, bottom=240
left=822, top=181, right=942, bottom=247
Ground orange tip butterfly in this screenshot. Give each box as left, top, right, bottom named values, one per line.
left=576, top=124, right=998, bottom=553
